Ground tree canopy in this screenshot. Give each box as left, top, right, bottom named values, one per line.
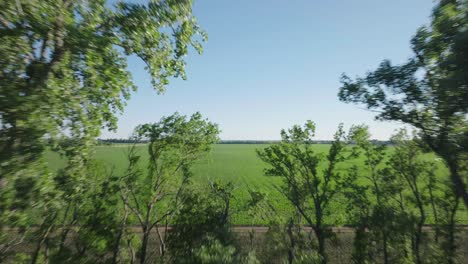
left=0, top=0, right=205, bottom=179
left=338, top=0, right=468, bottom=206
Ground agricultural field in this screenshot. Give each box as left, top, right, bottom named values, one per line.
left=46, top=144, right=466, bottom=225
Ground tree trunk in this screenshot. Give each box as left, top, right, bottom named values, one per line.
left=30, top=212, right=58, bottom=264
left=111, top=231, right=124, bottom=264
left=446, top=196, right=459, bottom=264
left=414, top=203, right=425, bottom=264
left=428, top=183, right=440, bottom=242
left=286, top=221, right=295, bottom=264
left=314, top=228, right=327, bottom=264
left=382, top=231, right=389, bottom=264
left=44, top=237, right=50, bottom=264
left=31, top=225, right=53, bottom=264
left=127, top=238, right=136, bottom=264
left=446, top=159, right=468, bottom=207
left=112, top=211, right=128, bottom=264
left=139, top=227, right=150, bottom=264
left=155, top=225, right=166, bottom=261
left=57, top=201, right=73, bottom=255
left=352, top=225, right=369, bottom=263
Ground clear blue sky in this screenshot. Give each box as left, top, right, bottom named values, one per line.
left=101, top=0, right=434, bottom=140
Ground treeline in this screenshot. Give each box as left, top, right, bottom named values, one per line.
left=97, top=138, right=282, bottom=145
left=257, top=121, right=464, bottom=264
left=98, top=138, right=392, bottom=145
left=0, top=112, right=465, bottom=264
left=98, top=138, right=149, bottom=144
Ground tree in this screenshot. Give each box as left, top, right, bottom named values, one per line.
left=342, top=165, right=374, bottom=264
left=257, top=121, right=350, bottom=263
left=346, top=125, right=394, bottom=264
left=438, top=186, right=461, bottom=264
left=0, top=0, right=205, bottom=259
left=167, top=181, right=236, bottom=263
left=167, top=179, right=265, bottom=264
left=0, top=0, right=205, bottom=209
left=47, top=163, right=124, bottom=263
left=345, top=126, right=433, bottom=264
left=388, top=130, right=434, bottom=264
left=0, top=0, right=205, bottom=160
left=120, top=112, right=219, bottom=264
left=260, top=213, right=320, bottom=264
left=338, top=0, right=468, bottom=206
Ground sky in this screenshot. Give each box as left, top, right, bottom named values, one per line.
left=101, top=0, right=435, bottom=140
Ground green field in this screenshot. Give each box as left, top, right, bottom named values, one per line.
left=46, top=144, right=466, bottom=225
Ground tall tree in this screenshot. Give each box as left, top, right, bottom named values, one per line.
left=0, top=0, right=205, bottom=207
left=347, top=125, right=398, bottom=264
left=0, top=0, right=205, bottom=258
left=120, top=112, right=219, bottom=264
left=388, top=130, right=433, bottom=264
left=257, top=121, right=350, bottom=264
left=338, top=0, right=468, bottom=206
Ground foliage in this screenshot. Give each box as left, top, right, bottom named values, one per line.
left=0, top=0, right=466, bottom=262
left=259, top=218, right=316, bottom=264
left=343, top=126, right=465, bottom=264
left=257, top=121, right=352, bottom=263
left=387, top=129, right=434, bottom=264
left=168, top=178, right=265, bottom=264
left=45, top=143, right=466, bottom=225
left=344, top=126, right=401, bottom=264
left=167, top=181, right=236, bottom=263
left=0, top=0, right=205, bottom=196
left=120, top=112, right=219, bottom=263
left=193, top=237, right=236, bottom=264
left=338, top=0, right=468, bottom=206
left=0, top=0, right=205, bottom=261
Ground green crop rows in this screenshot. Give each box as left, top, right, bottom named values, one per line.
left=46, top=144, right=466, bottom=225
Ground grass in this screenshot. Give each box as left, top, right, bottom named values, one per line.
left=46, top=144, right=466, bottom=225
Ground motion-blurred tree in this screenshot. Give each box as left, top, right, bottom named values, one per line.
left=338, top=0, right=468, bottom=206
left=0, top=0, right=205, bottom=260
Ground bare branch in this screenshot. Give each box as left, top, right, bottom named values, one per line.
left=120, top=190, right=145, bottom=227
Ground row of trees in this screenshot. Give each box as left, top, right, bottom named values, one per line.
left=0, top=111, right=264, bottom=263
left=338, top=0, right=468, bottom=206
left=0, top=0, right=466, bottom=263
left=1, top=111, right=463, bottom=263
left=258, top=121, right=463, bottom=264
left=98, top=139, right=393, bottom=145
left=0, top=0, right=210, bottom=263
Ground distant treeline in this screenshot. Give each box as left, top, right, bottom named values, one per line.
left=98, top=138, right=148, bottom=144
left=98, top=138, right=392, bottom=145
